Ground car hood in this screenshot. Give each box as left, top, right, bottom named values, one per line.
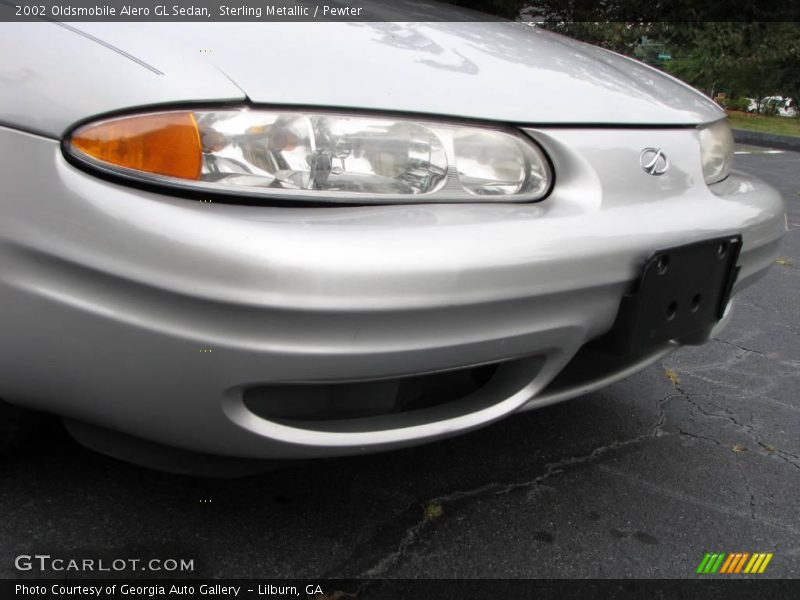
left=1, top=20, right=723, bottom=138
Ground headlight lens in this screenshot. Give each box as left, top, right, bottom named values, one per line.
left=67, top=109, right=552, bottom=204
left=699, top=119, right=734, bottom=185
left=454, top=128, right=550, bottom=197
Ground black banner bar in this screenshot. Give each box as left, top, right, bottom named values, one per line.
left=1, top=0, right=799, bottom=22
left=4, top=579, right=800, bottom=600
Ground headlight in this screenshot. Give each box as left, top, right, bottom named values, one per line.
left=66, top=109, right=553, bottom=204
left=698, top=119, right=734, bottom=185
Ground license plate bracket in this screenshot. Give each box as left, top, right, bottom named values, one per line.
left=596, top=235, right=742, bottom=355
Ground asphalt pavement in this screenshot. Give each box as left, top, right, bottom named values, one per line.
left=1, top=147, right=798, bottom=580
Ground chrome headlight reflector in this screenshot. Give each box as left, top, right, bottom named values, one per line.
left=66, top=109, right=553, bottom=204
left=699, top=119, right=734, bottom=185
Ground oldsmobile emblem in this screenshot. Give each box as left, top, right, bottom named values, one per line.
left=640, top=147, right=669, bottom=176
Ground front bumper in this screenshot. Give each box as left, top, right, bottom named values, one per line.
left=0, top=124, right=786, bottom=459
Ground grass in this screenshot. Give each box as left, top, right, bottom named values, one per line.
left=727, top=111, right=800, bottom=138
left=423, top=502, right=443, bottom=521
left=664, top=368, right=680, bottom=387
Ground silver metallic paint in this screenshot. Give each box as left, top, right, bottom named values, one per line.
left=0, top=17, right=785, bottom=459
left=2, top=20, right=724, bottom=139
left=0, top=120, right=785, bottom=458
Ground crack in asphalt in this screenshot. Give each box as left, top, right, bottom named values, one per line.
left=711, top=337, right=767, bottom=357
left=356, top=395, right=671, bottom=578
left=597, top=464, right=800, bottom=536
left=352, top=368, right=798, bottom=578
left=672, top=381, right=800, bottom=472
left=349, top=346, right=800, bottom=579
left=676, top=427, right=721, bottom=446
left=674, top=369, right=800, bottom=407
left=340, top=318, right=798, bottom=580
left=733, top=458, right=758, bottom=521
left=665, top=338, right=800, bottom=467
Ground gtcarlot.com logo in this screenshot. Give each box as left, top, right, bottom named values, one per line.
left=696, top=552, right=773, bottom=574
left=14, top=554, right=194, bottom=573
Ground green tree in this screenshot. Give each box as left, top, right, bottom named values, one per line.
left=537, top=20, right=800, bottom=108
left=657, top=22, right=800, bottom=105
left=441, top=1, right=800, bottom=109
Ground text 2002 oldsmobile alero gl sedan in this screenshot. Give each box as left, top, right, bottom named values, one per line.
left=0, top=16, right=786, bottom=473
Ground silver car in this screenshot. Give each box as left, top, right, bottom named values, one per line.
left=0, top=16, right=786, bottom=473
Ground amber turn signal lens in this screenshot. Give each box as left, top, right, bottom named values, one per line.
left=70, top=112, right=202, bottom=180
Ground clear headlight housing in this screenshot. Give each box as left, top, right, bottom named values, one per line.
left=66, top=109, right=553, bottom=204
left=699, top=119, right=734, bottom=185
